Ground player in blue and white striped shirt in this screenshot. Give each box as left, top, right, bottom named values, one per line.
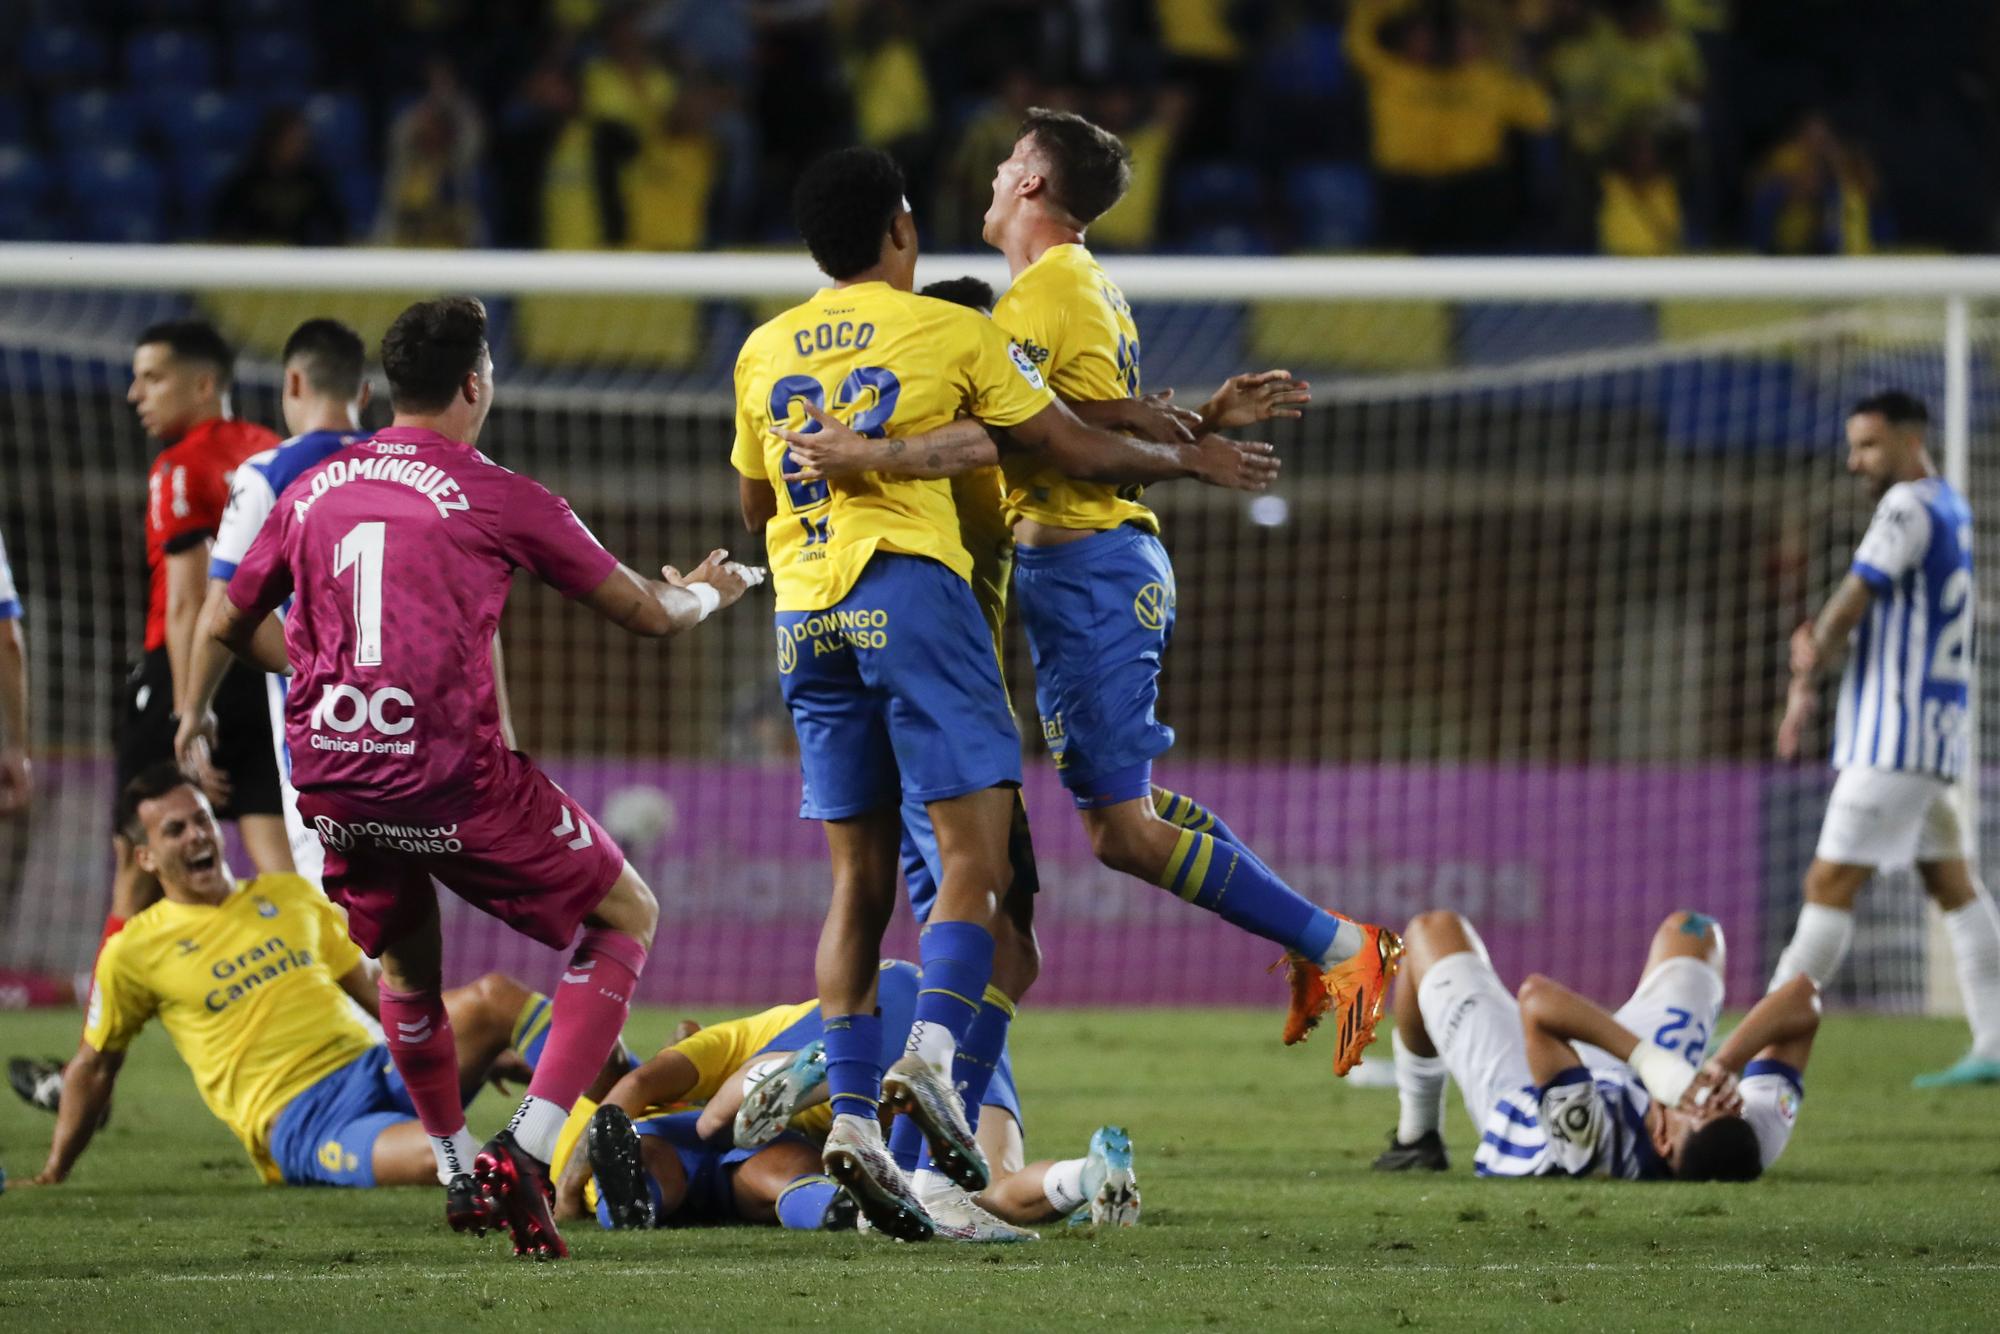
left=1373, top=909, right=1815, bottom=1182
left=0, top=526, right=28, bottom=811
left=1774, top=391, right=2000, bottom=1089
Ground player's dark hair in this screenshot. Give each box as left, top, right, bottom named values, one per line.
left=1675, top=1115, right=1764, bottom=1182
left=919, top=276, right=996, bottom=313
left=116, top=761, right=200, bottom=845
left=381, top=296, right=487, bottom=413
left=1018, top=107, right=1132, bottom=225
left=792, top=146, right=908, bottom=281
left=282, top=318, right=366, bottom=402
left=1851, top=390, right=1929, bottom=429
left=135, top=319, right=235, bottom=388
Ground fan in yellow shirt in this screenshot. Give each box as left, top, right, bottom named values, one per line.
left=728, top=144, right=1276, bottom=1240
left=24, top=765, right=629, bottom=1195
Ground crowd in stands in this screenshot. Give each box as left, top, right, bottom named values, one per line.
left=0, top=0, right=1992, bottom=257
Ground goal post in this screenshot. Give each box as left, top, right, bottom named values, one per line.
left=1, top=246, right=1994, bottom=1014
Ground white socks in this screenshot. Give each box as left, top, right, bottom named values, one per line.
left=1944, top=894, right=2000, bottom=1060
left=1770, top=902, right=1854, bottom=990
left=506, top=1095, right=568, bottom=1165
left=1042, top=1158, right=1088, bottom=1214
left=1321, top=918, right=1364, bottom=968
left=906, top=1020, right=956, bottom=1077
left=1393, top=1029, right=1447, bottom=1144
left=430, top=1126, right=475, bottom=1184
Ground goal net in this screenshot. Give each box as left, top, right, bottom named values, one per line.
left=2, top=248, right=1995, bottom=1017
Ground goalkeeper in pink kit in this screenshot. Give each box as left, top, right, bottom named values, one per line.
left=215, top=297, right=762, bottom=1259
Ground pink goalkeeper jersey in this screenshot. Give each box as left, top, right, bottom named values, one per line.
left=226, top=426, right=619, bottom=820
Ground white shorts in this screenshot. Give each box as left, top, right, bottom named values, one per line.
left=1417, top=951, right=1534, bottom=1131
left=1578, top=955, right=1726, bottom=1073
left=1814, top=767, right=1965, bottom=868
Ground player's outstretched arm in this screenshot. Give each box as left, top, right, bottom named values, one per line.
left=1008, top=397, right=1280, bottom=491
left=29, top=1043, right=123, bottom=1185
left=1516, top=973, right=1696, bottom=1105
left=779, top=406, right=1001, bottom=482
left=1777, top=573, right=1875, bottom=759
left=1197, top=370, right=1313, bottom=433
left=578, top=550, right=765, bottom=638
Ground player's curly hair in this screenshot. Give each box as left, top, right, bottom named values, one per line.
left=282, top=318, right=367, bottom=402
left=115, top=761, right=202, bottom=845
left=381, top=296, right=487, bottom=413
left=793, top=147, right=908, bottom=282
left=1018, top=108, right=1132, bottom=226
left=918, top=276, right=997, bottom=313
left=1675, top=1115, right=1763, bottom=1182
left=136, top=319, right=236, bottom=388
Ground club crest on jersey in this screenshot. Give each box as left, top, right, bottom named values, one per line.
left=1007, top=342, right=1046, bottom=390
left=253, top=896, right=278, bottom=918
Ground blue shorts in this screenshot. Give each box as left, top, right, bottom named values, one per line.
left=597, top=1110, right=816, bottom=1227
left=1013, top=526, right=1177, bottom=807
left=776, top=554, right=1021, bottom=820
left=268, top=1045, right=418, bottom=1187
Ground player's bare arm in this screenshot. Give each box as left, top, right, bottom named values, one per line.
left=780, top=396, right=1279, bottom=491
left=162, top=544, right=212, bottom=712
left=1777, top=573, right=1874, bottom=760
left=1517, top=973, right=1697, bottom=1105
left=577, top=550, right=765, bottom=638
left=1197, top=370, right=1313, bottom=432
left=210, top=594, right=291, bottom=676
left=0, top=612, right=27, bottom=812
left=174, top=576, right=275, bottom=800
left=1685, top=976, right=1822, bottom=1113
left=739, top=475, right=779, bottom=532
left=28, top=1043, right=124, bottom=1185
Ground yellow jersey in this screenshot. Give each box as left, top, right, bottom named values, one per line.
left=730, top=281, right=1054, bottom=612
left=953, top=466, right=1014, bottom=651
left=83, top=874, right=374, bottom=1183
left=991, top=244, right=1157, bottom=535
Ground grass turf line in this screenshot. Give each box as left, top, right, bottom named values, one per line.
left=1, top=1006, right=1996, bottom=1330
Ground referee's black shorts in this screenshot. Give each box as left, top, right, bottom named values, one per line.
left=112, top=648, right=283, bottom=822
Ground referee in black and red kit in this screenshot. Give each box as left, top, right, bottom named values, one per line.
left=110, top=321, right=293, bottom=928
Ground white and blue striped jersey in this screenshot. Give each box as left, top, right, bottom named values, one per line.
left=210, top=429, right=362, bottom=583
left=0, top=527, right=19, bottom=619
left=1473, top=1066, right=1668, bottom=1179
left=1835, top=477, right=1974, bottom=779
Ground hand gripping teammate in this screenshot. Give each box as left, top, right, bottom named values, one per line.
left=217, top=296, right=761, bottom=1259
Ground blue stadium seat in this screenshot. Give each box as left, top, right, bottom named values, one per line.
left=62, top=148, right=167, bottom=241
left=1178, top=223, right=1277, bottom=256
left=124, top=29, right=218, bottom=90
left=335, top=166, right=377, bottom=233
left=49, top=89, right=142, bottom=152
left=0, top=147, right=54, bottom=239
left=1173, top=161, right=1266, bottom=224
left=1287, top=163, right=1375, bottom=250
left=170, top=147, right=238, bottom=237
left=0, top=94, right=27, bottom=144
left=301, top=92, right=372, bottom=173
left=1455, top=302, right=1658, bottom=367
left=230, top=30, right=316, bottom=87
left=149, top=88, right=259, bottom=157
left=20, top=25, right=110, bottom=86
left=225, top=0, right=304, bottom=23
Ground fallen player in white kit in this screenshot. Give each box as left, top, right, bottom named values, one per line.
left=1374, top=909, right=1817, bottom=1181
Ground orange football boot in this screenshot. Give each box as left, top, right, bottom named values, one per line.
left=1279, top=918, right=1404, bottom=1074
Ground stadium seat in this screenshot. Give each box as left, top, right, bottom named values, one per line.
left=300, top=93, right=372, bottom=173
left=335, top=167, right=378, bottom=234
left=1455, top=302, right=1658, bottom=367
left=1249, top=298, right=1453, bottom=372
left=48, top=89, right=142, bottom=152
left=170, top=147, right=238, bottom=237
left=19, top=25, right=110, bottom=86
left=225, top=0, right=304, bottom=24
left=1287, top=163, right=1375, bottom=250
left=62, top=148, right=166, bottom=241
left=123, top=29, right=218, bottom=91
left=1178, top=224, right=1277, bottom=256
left=230, top=30, right=316, bottom=88
left=148, top=89, right=259, bottom=159
left=1172, top=161, right=1266, bottom=227
left=515, top=296, right=703, bottom=369
left=0, top=95, right=28, bottom=145
left=0, top=147, right=54, bottom=239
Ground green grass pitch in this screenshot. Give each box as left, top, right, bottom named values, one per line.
left=2, top=1005, right=1996, bottom=1330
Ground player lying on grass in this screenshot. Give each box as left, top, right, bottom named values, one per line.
left=1374, top=908, right=1817, bottom=1180
left=20, top=764, right=628, bottom=1191
left=551, top=960, right=1138, bottom=1238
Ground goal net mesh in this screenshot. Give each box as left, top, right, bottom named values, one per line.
left=2, top=274, right=1994, bottom=1015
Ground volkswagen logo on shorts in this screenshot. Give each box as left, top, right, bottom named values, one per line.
left=314, top=815, right=355, bottom=851
left=776, top=624, right=798, bottom=674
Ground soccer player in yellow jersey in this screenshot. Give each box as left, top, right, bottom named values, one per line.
left=732, top=145, right=1277, bottom=1239
left=22, top=764, right=625, bottom=1224
left=786, top=115, right=1403, bottom=1078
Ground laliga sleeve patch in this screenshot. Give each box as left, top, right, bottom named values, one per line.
left=1008, top=342, right=1046, bottom=390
